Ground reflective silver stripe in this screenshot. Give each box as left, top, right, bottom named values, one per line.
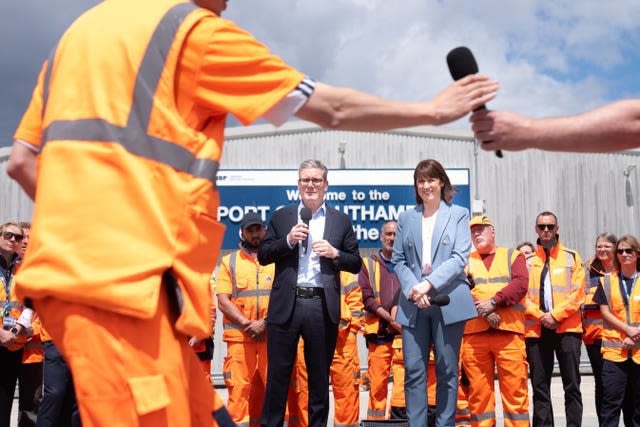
left=512, top=303, right=525, bottom=312
left=223, top=323, right=242, bottom=330
left=470, top=411, right=495, bottom=421
left=339, top=319, right=349, bottom=328
left=223, top=371, right=232, bottom=379
left=565, top=251, right=574, bottom=292
left=40, top=3, right=219, bottom=185
left=366, top=257, right=379, bottom=299
left=524, top=319, right=538, bottom=327
left=41, top=46, right=58, bottom=124
left=229, top=252, right=238, bottom=297
left=351, top=310, right=366, bottom=317
left=473, top=276, right=511, bottom=285
left=367, top=409, right=386, bottom=417
left=236, top=289, right=270, bottom=298
left=342, top=279, right=359, bottom=294
left=236, top=423, right=249, bottom=427
left=335, top=424, right=359, bottom=427
left=583, top=318, right=603, bottom=326
left=504, top=412, right=530, bottom=420
left=602, top=340, right=640, bottom=349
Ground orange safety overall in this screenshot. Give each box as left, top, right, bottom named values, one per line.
left=13, top=1, right=303, bottom=425
left=462, top=248, right=529, bottom=427
left=216, top=247, right=274, bottom=427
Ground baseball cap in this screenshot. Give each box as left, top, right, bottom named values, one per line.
left=469, top=215, right=494, bottom=228
left=240, top=212, right=264, bottom=230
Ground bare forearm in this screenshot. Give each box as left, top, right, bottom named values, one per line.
left=7, top=141, right=37, bottom=199
left=522, top=100, right=640, bottom=153
left=297, top=76, right=496, bottom=131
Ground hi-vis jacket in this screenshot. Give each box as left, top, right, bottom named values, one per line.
left=215, top=247, right=274, bottom=342
left=464, top=247, right=526, bottom=335
left=525, top=239, right=585, bottom=337
left=339, top=271, right=365, bottom=335
left=600, top=273, right=640, bottom=363
left=13, top=0, right=304, bottom=338
left=361, top=255, right=399, bottom=337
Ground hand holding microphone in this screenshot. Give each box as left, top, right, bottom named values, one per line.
left=447, top=46, right=503, bottom=158
left=300, top=207, right=312, bottom=251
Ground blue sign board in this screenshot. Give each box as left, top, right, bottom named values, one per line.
left=217, top=169, right=470, bottom=249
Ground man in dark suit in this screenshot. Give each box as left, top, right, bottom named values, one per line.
left=258, top=159, right=361, bottom=427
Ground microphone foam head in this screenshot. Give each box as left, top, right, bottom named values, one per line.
left=300, top=207, right=312, bottom=222
left=446, top=46, right=479, bottom=81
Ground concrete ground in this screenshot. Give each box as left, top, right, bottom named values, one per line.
left=12, top=373, right=614, bottom=426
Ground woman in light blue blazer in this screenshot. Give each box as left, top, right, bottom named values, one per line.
left=392, top=159, right=476, bottom=427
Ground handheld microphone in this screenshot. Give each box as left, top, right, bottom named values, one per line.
left=446, top=46, right=503, bottom=158
left=428, top=295, right=450, bottom=306
left=300, top=207, right=312, bottom=251
left=408, top=294, right=450, bottom=306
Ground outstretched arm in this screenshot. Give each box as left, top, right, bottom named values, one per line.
left=471, top=100, right=640, bottom=153
left=296, top=75, right=497, bottom=131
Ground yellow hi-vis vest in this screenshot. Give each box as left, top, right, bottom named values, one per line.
left=362, top=256, right=387, bottom=336
left=601, top=273, right=640, bottom=364
left=216, top=248, right=273, bottom=343
left=464, top=248, right=526, bottom=335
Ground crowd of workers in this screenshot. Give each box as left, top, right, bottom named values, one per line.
left=3, top=202, right=640, bottom=427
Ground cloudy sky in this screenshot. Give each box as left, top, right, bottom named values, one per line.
left=2, top=1, right=640, bottom=147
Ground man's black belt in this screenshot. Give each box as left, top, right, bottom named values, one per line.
left=296, top=286, right=324, bottom=298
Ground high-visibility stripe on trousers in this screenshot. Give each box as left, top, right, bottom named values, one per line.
left=462, top=332, right=529, bottom=427
left=34, top=288, right=233, bottom=427
left=223, top=340, right=267, bottom=427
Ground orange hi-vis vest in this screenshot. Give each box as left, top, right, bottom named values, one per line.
left=524, top=240, right=585, bottom=338
left=339, top=271, right=365, bottom=334
left=15, top=0, right=300, bottom=338
left=362, top=256, right=388, bottom=336
left=216, top=248, right=274, bottom=342
left=600, top=273, right=640, bottom=363
left=582, top=261, right=605, bottom=345
left=464, top=247, right=526, bottom=335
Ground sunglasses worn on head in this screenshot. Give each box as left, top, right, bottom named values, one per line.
left=617, top=248, right=636, bottom=255
left=536, top=224, right=556, bottom=231
left=1, top=231, right=24, bottom=242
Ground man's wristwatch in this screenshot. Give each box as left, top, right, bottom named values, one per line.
left=10, top=327, right=19, bottom=335
left=490, top=298, right=497, bottom=307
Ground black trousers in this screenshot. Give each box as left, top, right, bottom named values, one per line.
left=36, top=341, right=81, bottom=427
left=260, top=293, right=338, bottom=427
left=0, top=347, right=42, bottom=427
left=600, top=358, right=640, bottom=427
left=526, top=330, right=582, bottom=427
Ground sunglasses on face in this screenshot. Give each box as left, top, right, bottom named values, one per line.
left=617, top=248, right=636, bottom=255
left=536, top=224, right=556, bottom=231
left=1, top=231, right=24, bottom=242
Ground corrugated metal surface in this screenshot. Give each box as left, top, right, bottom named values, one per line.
left=222, top=121, right=640, bottom=259
left=0, top=146, right=34, bottom=224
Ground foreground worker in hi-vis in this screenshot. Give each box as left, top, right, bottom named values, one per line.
left=6, top=0, right=496, bottom=424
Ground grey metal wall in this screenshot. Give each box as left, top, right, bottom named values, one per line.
left=222, top=121, right=640, bottom=261
left=0, top=146, right=34, bottom=224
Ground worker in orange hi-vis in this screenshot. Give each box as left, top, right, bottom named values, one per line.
left=462, top=215, right=530, bottom=427
left=215, top=212, right=273, bottom=427
left=286, top=271, right=363, bottom=427
left=6, top=0, right=496, bottom=423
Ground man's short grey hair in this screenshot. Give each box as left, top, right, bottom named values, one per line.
left=298, top=159, right=328, bottom=180
left=380, top=220, right=397, bottom=234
